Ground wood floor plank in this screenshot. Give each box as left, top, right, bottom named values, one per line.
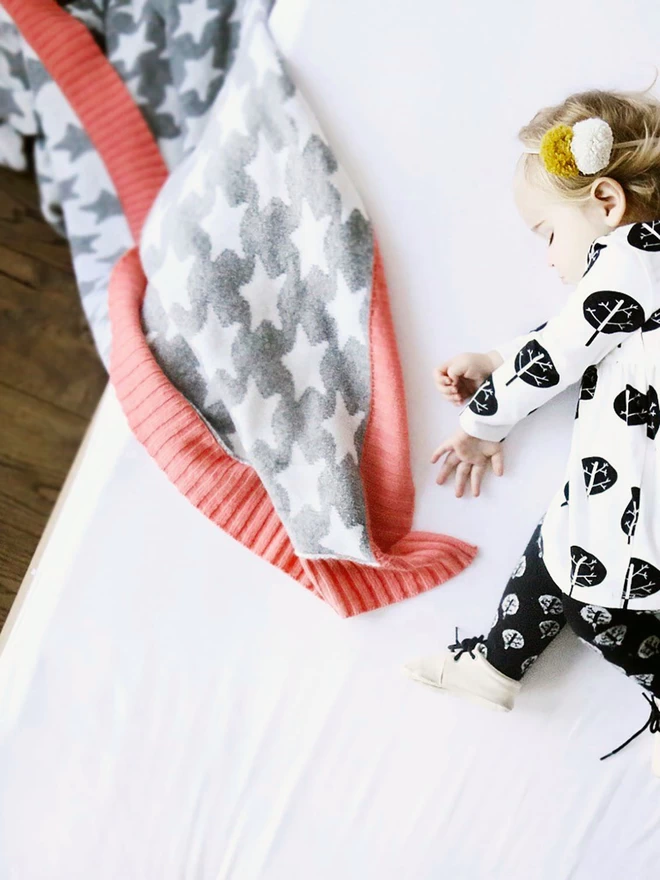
left=0, top=164, right=105, bottom=632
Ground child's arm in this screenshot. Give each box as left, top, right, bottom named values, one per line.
left=458, top=239, right=654, bottom=443
left=490, top=321, right=549, bottom=365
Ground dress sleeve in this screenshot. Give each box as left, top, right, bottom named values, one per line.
left=458, top=239, right=654, bottom=442
left=492, top=320, right=549, bottom=363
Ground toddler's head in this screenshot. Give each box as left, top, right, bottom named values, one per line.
left=515, top=75, right=660, bottom=284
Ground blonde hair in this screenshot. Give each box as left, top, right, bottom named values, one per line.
left=518, top=69, right=660, bottom=223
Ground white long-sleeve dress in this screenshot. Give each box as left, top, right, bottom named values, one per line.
left=458, top=220, right=660, bottom=611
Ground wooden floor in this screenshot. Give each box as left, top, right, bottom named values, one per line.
left=0, top=165, right=106, bottom=633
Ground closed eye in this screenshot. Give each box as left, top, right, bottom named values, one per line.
left=549, top=232, right=554, bottom=245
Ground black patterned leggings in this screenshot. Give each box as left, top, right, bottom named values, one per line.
left=481, top=519, right=660, bottom=699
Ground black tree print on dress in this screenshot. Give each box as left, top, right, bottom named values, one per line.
left=646, top=385, right=659, bottom=439
left=581, top=364, right=598, bottom=399
left=582, top=291, right=645, bottom=346
left=582, top=456, right=618, bottom=497
left=575, top=365, right=598, bottom=418
left=583, top=241, right=606, bottom=276
left=468, top=376, right=498, bottom=416
left=505, top=340, right=560, bottom=388
left=621, top=558, right=660, bottom=608
left=642, top=308, right=660, bottom=333
left=561, top=480, right=569, bottom=507
left=569, top=545, right=607, bottom=596
left=613, top=384, right=648, bottom=426
left=627, top=220, right=660, bottom=251
left=621, top=487, right=641, bottom=545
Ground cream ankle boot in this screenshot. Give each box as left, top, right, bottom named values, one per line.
left=403, top=630, right=522, bottom=712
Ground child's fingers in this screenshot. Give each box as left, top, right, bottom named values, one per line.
left=435, top=451, right=459, bottom=484
left=490, top=450, right=504, bottom=476
left=430, top=440, right=452, bottom=463
left=470, top=463, right=486, bottom=497
left=454, top=461, right=471, bottom=498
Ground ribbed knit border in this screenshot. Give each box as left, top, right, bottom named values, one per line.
left=7, top=0, right=479, bottom=617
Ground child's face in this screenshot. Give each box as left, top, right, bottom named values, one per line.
left=513, top=157, right=624, bottom=285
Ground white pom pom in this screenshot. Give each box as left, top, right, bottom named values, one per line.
left=571, top=118, right=613, bottom=174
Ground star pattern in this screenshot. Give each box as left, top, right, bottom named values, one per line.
left=150, top=249, right=196, bottom=312
left=326, top=274, right=367, bottom=349
left=180, top=46, right=221, bottom=105
left=199, top=193, right=248, bottom=262
left=116, top=20, right=157, bottom=72
left=275, top=443, right=325, bottom=518
left=318, top=507, right=369, bottom=561
left=239, top=255, right=286, bottom=332
left=323, top=392, right=365, bottom=465
left=218, top=79, right=251, bottom=145
left=188, top=305, right=242, bottom=382
left=54, top=123, right=92, bottom=161
left=231, top=375, right=282, bottom=452
left=173, top=0, right=218, bottom=43
left=282, top=325, right=329, bottom=401
left=291, top=199, right=332, bottom=278
left=245, top=131, right=291, bottom=214
left=1, top=0, right=376, bottom=564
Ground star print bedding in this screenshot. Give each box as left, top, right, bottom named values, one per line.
left=459, top=224, right=660, bottom=611
left=0, top=0, right=478, bottom=617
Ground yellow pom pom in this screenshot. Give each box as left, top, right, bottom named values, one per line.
left=539, top=124, right=580, bottom=178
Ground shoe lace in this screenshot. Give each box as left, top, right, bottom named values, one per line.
left=448, top=627, right=486, bottom=662
left=600, top=693, right=660, bottom=761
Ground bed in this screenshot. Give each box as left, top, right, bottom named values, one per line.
left=1, top=1, right=659, bottom=877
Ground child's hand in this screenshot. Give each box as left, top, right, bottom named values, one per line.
left=431, top=427, right=504, bottom=498
left=434, top=351, right=502, bottom=407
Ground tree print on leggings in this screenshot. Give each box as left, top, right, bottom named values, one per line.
left=538, top=594, right=563, bottom=615
left=620, top=487, right=641, bottom=545
left=579, top=604, right=612, bottom=629
left=569, top=545, right=607, bottom=596
left=638, top=635, right=660, bottom=659
left=594, top=624, right=627, bottom=647
left=621, top=558, right=660, bottom=609
left=506, top=341, right=560, bottom=388
left=582, top=291, right=645, bottom=346
left=582, top=456, right=618, bottom=496
left=502, top=629, right=525, bottom=650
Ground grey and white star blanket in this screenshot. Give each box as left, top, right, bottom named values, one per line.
left=0, top=0, right=266, bottom=362
left=0, top=0, right=478, bottom=600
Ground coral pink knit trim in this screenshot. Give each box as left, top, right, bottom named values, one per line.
left=8, top=0, right=479, bottom=617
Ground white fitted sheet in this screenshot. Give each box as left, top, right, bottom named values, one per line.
left=2, top=1, right=660, bottom=877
